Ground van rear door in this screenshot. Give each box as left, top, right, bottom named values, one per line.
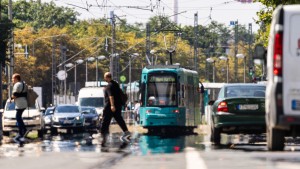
left=283, top=5, right=300, bottom=115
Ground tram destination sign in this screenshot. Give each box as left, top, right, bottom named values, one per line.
left=149, top=76, right=175, bottom=82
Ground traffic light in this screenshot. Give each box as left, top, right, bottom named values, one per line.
left=249, top=67, right=254, bottom=76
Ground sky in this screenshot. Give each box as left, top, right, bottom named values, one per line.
left=41, top=0, right=265, bottom=32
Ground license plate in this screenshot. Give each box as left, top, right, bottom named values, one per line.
left=85, top=122, right=90, bottom=126
left=238, top=104, right=258, bottom=110
left=64, top=120, right=72, bottom=124
left=292, top=100, right=300, bottom=110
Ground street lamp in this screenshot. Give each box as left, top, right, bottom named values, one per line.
left=95, top=55, right=106, bottom=86
left=219, top=55, right=229, bottom=83
left=150, top=50, right=156, bottom=65
left=206, top=57, right=215, bottom=83
left=65, top=59, right=84, bottom=101
left=236, top=53, right=246, bottom=83
left=85, top=57, right=95, bottom=82
left=129, top=53, right=139, bottom=103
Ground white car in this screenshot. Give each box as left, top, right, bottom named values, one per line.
left=1, top=99, right=44, bottom=138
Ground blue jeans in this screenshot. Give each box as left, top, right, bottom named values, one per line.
left=16, top=108, right=27, bottom=137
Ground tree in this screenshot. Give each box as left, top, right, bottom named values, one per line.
left=1, top=0, right=78, bottom=30
left=254, top=0, right=300, bottom=44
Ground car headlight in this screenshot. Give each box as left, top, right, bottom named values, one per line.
left=52, top=116, right=59, bottom=122
left=33, top=115, right=40, bottom=120
left=75, top=116, right=81, bottom=120
left=44, top=116, right=51, bottom=123
left=92, top=116, right=98, bottom=121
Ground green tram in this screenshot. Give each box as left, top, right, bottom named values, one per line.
left=139, top=65, right=201, bottom=133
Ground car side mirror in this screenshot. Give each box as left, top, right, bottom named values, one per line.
left=82, top=111, right=89, bottom=114
left=208, top=100, right=215, bottom=105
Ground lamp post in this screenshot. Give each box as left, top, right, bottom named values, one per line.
left=206, top=57, right=215, bottom=83
left=150, top=50, right=156, bottom=65
left=129, top=53, right=139, bottom=103
left=95, top=55, right=106, bottom=86
left=66, top=59, right=84, bottom=101
left=85, top=57, right=95, bottom=83
left=206, top=57, right=216, bottom=99
left=236, top=53, right=246, bottom=83
left=219, top=55, right=229, bottom=83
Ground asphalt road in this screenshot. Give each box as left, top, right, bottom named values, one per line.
left=1, top=125, right=300, bottom=169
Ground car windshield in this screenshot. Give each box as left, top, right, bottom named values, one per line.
left=55, top=106, right=80, bottom=113
left=81, top=107, right=96, bottom=114
left=225, top=85, right=266, bottom=98
left=79, top=97, right=104, bottom=107
left=45, top=108, right=54, bottom=115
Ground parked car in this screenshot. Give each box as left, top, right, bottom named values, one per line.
left=41, top=106, right=54, bottom=133
left=1, top=99, right=44, bottom=138
left=50, top=104, right=85, bottom=134
left=80, top=106, right=101, bottom=132
left=209, top=83, right=266, bottom=145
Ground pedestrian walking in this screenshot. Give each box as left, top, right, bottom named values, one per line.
left=11, top=73, right=28, bottom=143
left=101, top=72, right=131, bottom=148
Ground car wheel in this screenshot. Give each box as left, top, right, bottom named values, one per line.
left=267, top=127, right=285, bottom=151
left=50, top=127, right=58, bottom=135
left=211, top=126, right=221, bottom=145
left=37, top=130, right=44, bottom=138
left=2, top=131, right=10, bottom=137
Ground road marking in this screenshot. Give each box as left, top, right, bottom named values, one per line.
left=185, top=147, right=207, bottom=169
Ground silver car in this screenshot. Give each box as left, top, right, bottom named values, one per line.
left=50, top=104, right=85, bottom=134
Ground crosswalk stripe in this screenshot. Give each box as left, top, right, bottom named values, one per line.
left=185, top=147, right=207, bottom=169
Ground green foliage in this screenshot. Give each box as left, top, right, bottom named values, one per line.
left=1, top=0, right=78, bottom=30
left=254, top=0, right=300, bottom=45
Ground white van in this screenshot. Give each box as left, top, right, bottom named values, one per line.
left=256, top=5, right=300, bottom=151
left=77, top=87, right=105, bottom=117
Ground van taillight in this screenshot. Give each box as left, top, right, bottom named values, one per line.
left=273, top=32, right=283, bottom=76
left=217, top=101, right=228, bottom=112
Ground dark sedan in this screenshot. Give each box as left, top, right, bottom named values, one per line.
left=209, top=83, right=266, bottom=145
left=80, top=106, right=101, bottom=132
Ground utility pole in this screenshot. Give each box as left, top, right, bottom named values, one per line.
left=110, top=11, right=119, bottom=81
left=248, top=23, right=253, bottom=80
left=194, top=13, right=198, bottom=72
left=234, top=20, right=238, bottom=82
left=52, top=37, right=56, bottom=105
left=146, top=23, right=151, bottom=65
left=8, top=0, right=13, bottom=97
left=0, top=0, right=2, bottom=108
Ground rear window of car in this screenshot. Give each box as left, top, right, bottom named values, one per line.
left=225, top=85, right=266, bottom=98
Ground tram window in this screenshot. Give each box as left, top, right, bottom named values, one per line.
left=147, top=80, right=177, bottom=106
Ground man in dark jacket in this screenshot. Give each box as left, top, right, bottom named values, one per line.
left=101, top=72, right=130, bottom=147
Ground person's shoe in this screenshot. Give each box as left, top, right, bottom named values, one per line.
left=19, top=137, right=25, bottom=143
left=13, top=135, right=21, bottom=143
left=120, top=131, right=131, bottom=143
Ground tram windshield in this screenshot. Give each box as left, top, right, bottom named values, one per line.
left=147, top=74, right=177, bottom=106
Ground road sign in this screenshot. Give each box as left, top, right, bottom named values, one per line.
left=120, top=75, right=126, bottom=82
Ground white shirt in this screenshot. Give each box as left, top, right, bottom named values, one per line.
left=12, top=82, right=28, bottom=109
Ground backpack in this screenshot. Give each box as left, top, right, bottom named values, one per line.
left=22, top=83, right=39, bottom=107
